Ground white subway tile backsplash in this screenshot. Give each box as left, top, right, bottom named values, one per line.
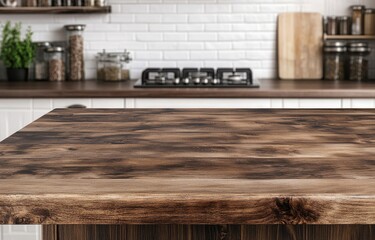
left=0, top=0, right=372, bottom=81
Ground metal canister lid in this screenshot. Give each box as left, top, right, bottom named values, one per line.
left=325, top=41, right=346, bottom=47
left=348, top=47, right=371, bottom=53
left=365, top=8, right=375, bottom=14
left=348, top=42, right=368, bottom=48
left=327, top=16, right=337, bottom=20
left=337, top=16, right=350, bottom=20
left=351, top=5, right=365, bottom=10
left=45, top=46, right=65, bottom=53
left=64, top=24, right=86, bottom=31
left=35, top=42, right=51, bottom=48
left=324, top=47, right=347, bottom=53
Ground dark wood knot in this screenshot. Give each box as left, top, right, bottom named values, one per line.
left=272, top=197, right=320, bottom=224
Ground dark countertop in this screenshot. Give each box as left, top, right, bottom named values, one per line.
left=1, top=79, right=375, bottom=98
left=0, top=109, right=374, bottom=224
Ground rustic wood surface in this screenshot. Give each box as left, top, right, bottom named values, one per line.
left=42, top=224, right=375, bottom=240
left=0, top=109, right=375, bottom=224
left=1, top=79, right=375, bottom=98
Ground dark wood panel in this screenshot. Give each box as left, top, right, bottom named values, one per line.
left=1, top=79, right=375, bottom=98
left=0, top=6, right=111, bottom=14
left=1, top=109, right=375, bottom=224
left=42, top=225, right=375, bottom=240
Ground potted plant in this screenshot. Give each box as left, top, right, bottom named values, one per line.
left=0, top=21, right=35, bottom=81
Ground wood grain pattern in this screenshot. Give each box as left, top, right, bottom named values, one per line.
left=43, top=225, right=375, bottom=240
left=0, top=109, right=375, bottom=224
left=278, top=13, right=323, bottom=80
left=1, top=79, right=375, bottom=98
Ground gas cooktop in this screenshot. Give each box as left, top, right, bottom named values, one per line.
left=134, top=68, right=259, bottom=88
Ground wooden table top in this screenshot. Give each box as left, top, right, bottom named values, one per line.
left=0, top=109, right=374, bottom=225
left=1, top=79, right=375, bottom=98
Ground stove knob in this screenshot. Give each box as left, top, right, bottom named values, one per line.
left=193, top=78, right=200, bottom=85
left=212, top=79, right=220, bottom=85
left=202, top=78, right=209, bottom=85
left=183, top=78, right=190, bottom=85
left=173, top=78, right=180, bottom=85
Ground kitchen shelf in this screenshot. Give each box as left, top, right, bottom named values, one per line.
left=324, top=34, right=375, bottom=40
left=0, top=6, right=111, bottom=14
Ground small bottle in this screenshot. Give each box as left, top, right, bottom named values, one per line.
left=24, top=0, right=37, bottom=7
left=38, top=0, right=50, bottom=7
left=83, top=0, right=94, bottom=6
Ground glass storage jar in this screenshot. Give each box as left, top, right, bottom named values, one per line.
left=83, top=0, right=94, bottom=6
left=34, top=42, right=50, bottom=81
left=324, top=42, right=347, bottom=80
left=348, top=42, right=371, bottom=81
left=95, top=0, right=105, bottom=7
left=338, top=16, right=350, bottom=35
left=46, top=47, right=65, bottom=82
left=71, top=0, right=81, bottom=6
left=64, top=24, right=85, bottom=81
left=326, top=16, right=338, bottom=35
left=24, top=0, right=37, bottom=6
left=96, top=50, right=132, bottom=81
left=364, top=9, right=375, bottom=35
left=351, top=5, right=365, bottom=35
left=38, top=0, right=50, bottom=6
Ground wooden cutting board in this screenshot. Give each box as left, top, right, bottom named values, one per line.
left=278, top=12, right=323, bottom=80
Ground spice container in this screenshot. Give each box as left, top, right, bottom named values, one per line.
left=64, top=24, right=85, bottom=81
left=24, top=0, right=37, bottom=6
left=83, top=0, right=94, bottom=6
left=34, top=42, right=50, bottom=81
left=364, top=9, right=375, bottom=35
left=61, top=0, right=69, bottom=6
left=351, top=5, right=365, bottom=35
left=71, top=0, right=81, bottom=6
left=338, top=16, right=350, bottom=35
left=96, top=50, right=132, bottom=81
left=326, top=16, right=338, bottom=35
left=95, top=0, right=105, bottom=7
left=38, top=0, right=50, bottom=6
left=46, top=47, right=65, bottom=82
left=348, top=42, right=371, bottom=81
left=324, top=42, right=347, bottom=80
left=51, top=0, right=61, bottom=6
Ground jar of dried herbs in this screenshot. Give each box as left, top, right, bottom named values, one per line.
left=96, top=50, right=132, bottom=81
left=348, top=42, right=371, bottom=81
left=64, top=24, right=86, bottom=81
left=324, top=42, right=347, bottom=80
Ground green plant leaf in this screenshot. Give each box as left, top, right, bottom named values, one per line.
left=0, top=21, right=35, bottom=68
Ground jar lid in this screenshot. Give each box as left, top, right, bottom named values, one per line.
left=348, top=42, right=368, bottom=48
left=348, top=47, right=371, bottom=53
left=337, top=16, right=350, bottom=20
left=324, top=47, right=347, bottom=53
left=45, top=47, right=65, bottom=53
left=34, top=41, right=51, bottom=48
left=64, top=24, right=86, bottom=31
left=325, top=41, right=346, bottom=47
left=351, top=5, right=365, bottom=10
left=365, top=8, right=375, bottom=14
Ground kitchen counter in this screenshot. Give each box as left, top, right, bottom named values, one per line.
left=1, top=79, right=375, bottom=98
left=0, top=108, right=374, bottom=225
